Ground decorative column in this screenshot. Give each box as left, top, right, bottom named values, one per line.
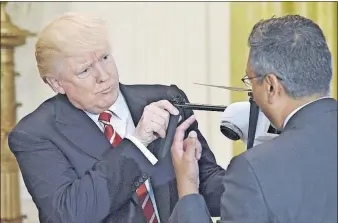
left=1, top=2, right=34, bottom=223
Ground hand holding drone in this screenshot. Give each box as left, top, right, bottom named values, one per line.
left=159, top=83, right=281, bottom=158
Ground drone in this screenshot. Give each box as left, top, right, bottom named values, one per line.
left=160, top=82, right=264, bottom=158
left=170, top=83, right=252, bottom=112
left=171, top=83, right=258, bottom=151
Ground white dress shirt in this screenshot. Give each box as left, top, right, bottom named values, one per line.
left=84, top=91, right=161, bottom=222
left=283, top=96, right=332, bottom=128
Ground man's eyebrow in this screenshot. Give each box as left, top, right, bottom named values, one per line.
left=71, top=60, right=92, bottom=73
left=77, top=61, right=93, bottom=70
left=98, top=51, right=110, bottom=58
left=73, top=56, right=91, bottom=64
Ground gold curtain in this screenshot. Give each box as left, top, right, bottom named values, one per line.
left=229, top=2, right=337, bottom=156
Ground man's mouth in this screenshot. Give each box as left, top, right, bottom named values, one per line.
left=100, top=86, right=112, bottom=94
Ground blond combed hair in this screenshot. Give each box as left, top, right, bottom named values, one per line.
left=35, top=12, right=110, bottom=80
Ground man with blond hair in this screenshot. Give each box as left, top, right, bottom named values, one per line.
left=8, top=13, right=225, bottom=223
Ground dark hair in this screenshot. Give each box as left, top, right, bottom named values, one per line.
left=248, top=15, right=332, bottom=98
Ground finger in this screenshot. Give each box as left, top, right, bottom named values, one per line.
left=154, top=127, right=166, bottom=139
left=183, top=138, right=195, bottom=152
left=145, top=104, right=169, bottom=126
left=183, top=138, right=199, bottom=161
left=151, top=120, right=166, bottom=138
left=150, top=113, right=169, bottom=129
left=176, top=115, right=196, bottom=132
left=172, top=118, right=195, bottom=159
left=183, top=131, right=198, bottom=151
left=188, top=131, right=197, bottom=138
left=172, top=114, right=196, bottom=158
left=173, top=115, right=196, bottom=146
left=171, top=139, right=183, bottom=159
left=195, top=140, right=202, bottom=160
left=156, top=100, right=179, bottom=115
left=188, top=131, right=202, bottom=160
left=171, top=132, right=184, bottom=160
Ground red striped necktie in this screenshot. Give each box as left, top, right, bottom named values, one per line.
left=98, top=110, right=159, bottom=223
left=98, top=111, right=122, bottom=147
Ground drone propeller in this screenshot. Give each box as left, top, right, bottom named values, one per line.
left=194, top=83, right=251, bottom=92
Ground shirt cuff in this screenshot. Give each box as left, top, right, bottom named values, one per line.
left=125, top=135, right=158, bottom=165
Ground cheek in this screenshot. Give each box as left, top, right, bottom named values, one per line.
left=252, top=86, right=266, bottom=108
left=251, top=87, right=260, bottom=102
left=63, top=79, right=97, bottom=100
left=107, top=62, right=119, bottom=79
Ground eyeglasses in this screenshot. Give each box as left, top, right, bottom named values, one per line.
left=241, top=74, right=283, bottom=87
left=241, top=75, right=257, bottom=87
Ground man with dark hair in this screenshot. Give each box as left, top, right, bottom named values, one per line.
left=169, top=14, right=337, bottom=223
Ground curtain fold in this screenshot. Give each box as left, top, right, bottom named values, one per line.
left=230, top=2, right=337, bottom=156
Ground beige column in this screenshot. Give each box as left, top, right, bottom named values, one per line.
left=1, top=2, right=34, bottom=223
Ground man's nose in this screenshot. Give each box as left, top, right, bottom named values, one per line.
left=94, top=63, right=109, bottom=82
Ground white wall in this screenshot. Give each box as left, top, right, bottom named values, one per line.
left=5, top=2, right=232, bottom=222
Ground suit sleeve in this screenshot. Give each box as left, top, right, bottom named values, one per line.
left=125, top=134, right=158, bottom=165
left=219, top=155, right=270, bottom=223
left=174, top=85, right=226, bottom=217
left=168, top=194, right=213, bottom=223
left=8, top=130, right=154, bottom=223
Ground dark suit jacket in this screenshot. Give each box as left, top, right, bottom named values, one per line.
left=169, top=98, right=338, bottom=223
left=8, top=84, right=225, bottom=223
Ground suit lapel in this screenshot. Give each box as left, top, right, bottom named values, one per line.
left=120, top=84, right=158, bottom=155
left=119, top=84, right=148, bottom=128
left=54, top=94, right=113, bottom=160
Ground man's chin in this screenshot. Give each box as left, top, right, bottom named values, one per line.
left=99, top=95, right=118, bottom=110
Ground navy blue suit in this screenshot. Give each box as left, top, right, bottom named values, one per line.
left=9, top=84, right=225, bottom=223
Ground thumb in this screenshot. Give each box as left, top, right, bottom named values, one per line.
left=188, top=131, right=202, bottom=160
left=184, top=131, right=198, bottom=160
left=188, top=131, right=198, bottom=138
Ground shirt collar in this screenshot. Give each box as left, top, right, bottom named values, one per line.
left=283, top=96, right=332, bottom=128
left=84, top=90, right=129, bottom=122
left=109, top=91, right=129, bottom=122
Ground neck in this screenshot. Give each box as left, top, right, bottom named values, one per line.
left=277, top=94, right=328, bottom=129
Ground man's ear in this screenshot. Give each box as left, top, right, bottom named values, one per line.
left=45, top=76, right=65, bottom=94
left=264, top=73, right=281, bottom=104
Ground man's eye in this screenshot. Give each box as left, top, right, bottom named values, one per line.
left=76, top=67, right=90, bottom=78
left=102, top=55, right=109, bottom=60
left=81, top=68, right=89, bottom=73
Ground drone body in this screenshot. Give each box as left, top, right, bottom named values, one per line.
left=173, top=83, right=281, bottom=148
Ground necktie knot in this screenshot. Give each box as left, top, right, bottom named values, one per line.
left=98, top=110, right=113, bottom=124
left=98, top=110, right=123, bottom=147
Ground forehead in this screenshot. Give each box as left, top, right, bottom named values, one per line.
left=70, top=50, right=108, bottom=63
left=64, top=36, right=111, bottom=59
